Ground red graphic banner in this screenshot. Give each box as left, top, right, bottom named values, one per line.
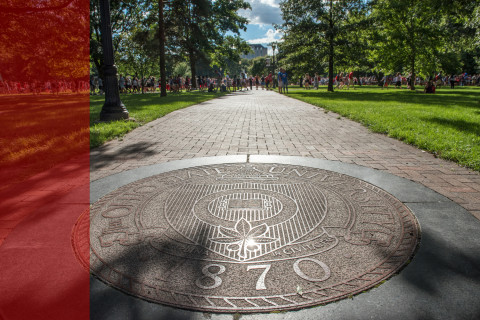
left=0, top=1, right=90, bottom=319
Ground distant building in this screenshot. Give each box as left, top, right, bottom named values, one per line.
left=241, top=44, right=268, bottom=60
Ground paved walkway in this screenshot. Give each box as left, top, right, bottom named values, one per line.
left=91, top=89, right=480, bottom=220
left=2, top=89, right=479, bottom=319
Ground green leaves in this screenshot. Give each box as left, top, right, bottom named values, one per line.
left=369, top=0, right=480, bottom=77
left=278, top=0, right=479, bottom=80
left=279, top=0, right=371, bottom=88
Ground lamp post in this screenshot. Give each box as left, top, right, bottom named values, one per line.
left=158, top=0, right=167, bottom=97
left=99, top=0, right=128, bottom=121
left=238, top=61, right=242, bottom=90
left=272, top=42, right=276, bottom=89
left=220, top=67, right=223, bottom=89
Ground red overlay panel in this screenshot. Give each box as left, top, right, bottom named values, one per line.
left=0, top=1, right=90, bottom=319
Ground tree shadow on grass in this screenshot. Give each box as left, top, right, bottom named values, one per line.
left=0, top=94, right=89, bottom=189
left=90, top=93, right=226, bottom=122
left=288, top=88, right=480, bottom=109
left=422, top=117, right=480, bottom=136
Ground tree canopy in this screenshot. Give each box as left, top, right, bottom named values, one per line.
left=90, top=0, right=251, bottom=92
left=276, top=0, right=479, bottom=90
left=278, top=0, right=370, bottom=91
left=0, top=0, right=89, bottom=81
left=88, top=0, right=480, bottom=93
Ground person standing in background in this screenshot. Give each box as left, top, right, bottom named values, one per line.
left=347, top=71, right=354, bottom=89
left=281, top=69, right=288, bottom=94
left=278, top=69, right=283, bottom=93
left=450, top=74, right=456, bottom=89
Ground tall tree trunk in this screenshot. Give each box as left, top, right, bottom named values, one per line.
left=410, top=54, right=416, bottom=91
left=409, top=22, right=416, bottom=89
left=409, top=0, right=416, bottom=91
left=328, top=0, right=334, bottom=92
left=328, top=38, right=334, bottom=92
left=189, top=48, right=197, bottom=89
left=158, top=0, right=167, bottom=96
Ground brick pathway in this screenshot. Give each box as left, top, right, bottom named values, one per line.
left=0, top=155, right=89, bottom=246
left=90, top=89, right=480, bottom=220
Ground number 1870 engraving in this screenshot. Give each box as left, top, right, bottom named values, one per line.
left=247, top=264, right=271, bottom=290
left=195, top=264, right=226, bottom=289
left=195, top=258, right=331, bottom=290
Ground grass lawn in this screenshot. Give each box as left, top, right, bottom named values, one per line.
left=90, top=91, right=226, bottom=148
left=0, top=94, right=90, bottom=189
left=286, top=85, right=480, bottom=171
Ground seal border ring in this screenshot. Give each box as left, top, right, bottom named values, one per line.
left=75, top=157, right=421, bottom=313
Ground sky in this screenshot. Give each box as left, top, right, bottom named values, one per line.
left=238, top=0, right=284, bottom=55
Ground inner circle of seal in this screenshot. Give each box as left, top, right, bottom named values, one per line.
left=74, top=163, right=419, bottom=313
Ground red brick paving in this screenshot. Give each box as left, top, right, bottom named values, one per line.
left=88, top=89, right=480, bottom=221
left=0, top=157, right=89, bottom=246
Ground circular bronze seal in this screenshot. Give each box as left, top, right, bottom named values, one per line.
left=73, top=163, right=419, bottom=312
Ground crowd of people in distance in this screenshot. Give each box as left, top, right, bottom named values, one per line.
left=0, top=80, right=89, bottom=95
left=379, top=73, right=480, bottom=92
left=297, top=72, right=480, bottom=94
left=1, top=71, right=477, bottom=96
left=300, top=73, right=379, bottom=89
left=378, top=73, right=480, bottom=93
left=85, top=68, right=478, bottom=96
left=89, top=70, right=290, bottom=95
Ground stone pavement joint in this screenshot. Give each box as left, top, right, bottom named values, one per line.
left=90, top=89, right=480, bottom=220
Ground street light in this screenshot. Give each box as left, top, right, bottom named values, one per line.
left=271, top=42, right=276, bottom=89
left=99, top=0, right=128, bottom=121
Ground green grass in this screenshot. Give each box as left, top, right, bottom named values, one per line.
left=90, top=91, right=226, bottom=148
left=286, top=86, right=480, bottom=171
left=0, top=94, right=89, bottom=189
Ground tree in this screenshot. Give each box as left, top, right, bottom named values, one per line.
left=443, top=0, right=480, bottom=73
left=209, top=36, right=252, bottom=75
left=116, top=27, right=159, bottom=93
left=249, top=57, right=268, bottom=77
left=173, top=62, right=191, bottom=78
left=279, top=0, right=370, bottom=92
left=370, top=0, right=451, bottom=89
left=158, top=0, right=167, bottom=96
left=165, top=0, right=251, bottom=88
left=90, top=0, right=145, bottom=79
left=0, top=0, right=89, bottom=81
left=472, top=5, right=480, bottom=48
left=469, top=5, right=480, bottom=70
left=0, top=0, right=75, bottom=14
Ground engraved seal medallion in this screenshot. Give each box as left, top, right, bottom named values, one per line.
left=73, top=163, right=419, bottom=312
